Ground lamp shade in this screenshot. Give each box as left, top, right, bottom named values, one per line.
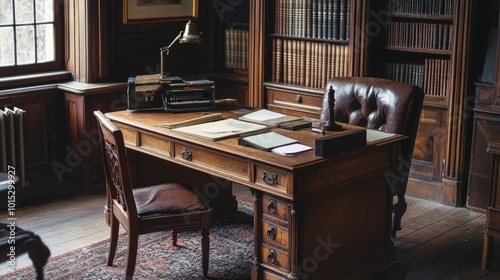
left=179, top=20, right=203, bottom=44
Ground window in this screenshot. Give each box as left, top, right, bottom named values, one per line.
left=0, top=0, right=63, bottom=76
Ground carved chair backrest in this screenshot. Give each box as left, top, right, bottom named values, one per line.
left=94, top=111, right=138, bottom=220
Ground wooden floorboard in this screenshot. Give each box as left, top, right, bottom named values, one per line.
left=3, top=186, right=500, bottom=279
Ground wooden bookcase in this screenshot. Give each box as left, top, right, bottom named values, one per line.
left=364, top=0, right=491, bottom=206
left=209, top=0, right=250, bottom=106
left=240, top=0, right=489, bottom=206
left=258, top=0, right=359, bottom=118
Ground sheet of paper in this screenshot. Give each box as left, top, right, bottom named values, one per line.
left=366, top=129, right=396, bottom=143
left=272, top=143, right=313, bottom=156
left=240, top=109, right=286, bottom=122
left=172, top=118, right=268, bottom=140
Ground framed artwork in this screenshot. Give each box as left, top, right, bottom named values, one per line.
left=123, top=0, right=198, bottom=23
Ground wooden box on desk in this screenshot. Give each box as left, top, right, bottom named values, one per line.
left=315, top=127, right=367, bottom=157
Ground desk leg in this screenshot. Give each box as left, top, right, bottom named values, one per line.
left=482, top=234, right=494, bottom=269
left=251, top=190, right=263, bottom=280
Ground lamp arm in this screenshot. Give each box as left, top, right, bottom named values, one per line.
left=167, top=31, right=184, bottom=50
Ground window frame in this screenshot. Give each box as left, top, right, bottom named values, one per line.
left=0, top=0, right=65, bottom=77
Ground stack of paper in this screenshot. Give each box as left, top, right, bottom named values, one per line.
left=271, top=143, right=313, bottom=156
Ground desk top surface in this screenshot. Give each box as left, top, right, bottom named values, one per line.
left=106, top=109, right=405, bottom=170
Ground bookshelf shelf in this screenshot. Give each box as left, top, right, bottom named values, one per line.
left=384, top=46, right=452, bottom=55
left=269, top=34, right=350, bottom=45
left=391, top=13, right=454, bottom=21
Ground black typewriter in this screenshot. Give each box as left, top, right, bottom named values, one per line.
left=127, top=74, right=216, bottom=113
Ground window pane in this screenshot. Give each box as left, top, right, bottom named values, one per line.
left=16, top=25, right=35, bottom=65
left=36, top=23, right=54, bottom=62
left=0, top=27, right=14, bottom=66
left=36, top=0, right=53, bottom=23
left=0, top=0, right=14, bottom=25
left=14, top=0, right=34, bottom=24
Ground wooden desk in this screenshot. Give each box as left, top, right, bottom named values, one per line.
left=106, top=110, right=405, bottom=280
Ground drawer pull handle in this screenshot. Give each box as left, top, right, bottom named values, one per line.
left=267, top=226, right=277, bottom=240
left=181, top=148, right=192, bottom=161
left=268, top=199, right=277, bottom=214
left=267, top=250, right=276, bottom=263
left=295, top=95, right=302, bottom=103
left=262, top=171, right=277, bottom=185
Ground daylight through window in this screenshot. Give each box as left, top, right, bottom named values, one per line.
left=0, top=0, right=55, bottom=67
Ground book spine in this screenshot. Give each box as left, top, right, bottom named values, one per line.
left=332, top=0, right=338, bottom=40
left=340, top=0, right=346, bottom=40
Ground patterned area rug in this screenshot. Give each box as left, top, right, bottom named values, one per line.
left=3, top=203, right=254, bottom=280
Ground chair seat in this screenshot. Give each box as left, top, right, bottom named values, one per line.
left=133, top=183, right=208, bottom=217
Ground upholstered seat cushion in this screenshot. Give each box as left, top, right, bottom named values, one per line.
left=133, top=183, right=207, bottom=217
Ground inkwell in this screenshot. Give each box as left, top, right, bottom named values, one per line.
left=321, top=85, right=343, bottom=131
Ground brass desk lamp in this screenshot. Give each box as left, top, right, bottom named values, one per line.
left=159, top=20, right=203, bottom=82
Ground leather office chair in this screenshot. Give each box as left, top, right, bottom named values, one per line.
left=93, top=111, right=212, bottom=279
left=320, top=77, right=424, bottom=237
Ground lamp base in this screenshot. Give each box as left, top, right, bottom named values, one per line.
left=321, top=121, right=343, bottom=131
left=158, top=74, right=171, bottom=83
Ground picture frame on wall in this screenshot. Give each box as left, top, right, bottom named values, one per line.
left=123, top=0, right=198, bottom=23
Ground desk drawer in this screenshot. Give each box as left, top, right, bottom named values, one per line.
left=118, top=124, right=171, bottom=158
left=262, top=195, right=290, bottom=221
left=262, top=221, right=288, bottom=247
left=255, top=165, right=291, bottom=193
left=266, top=88, right=322, bottom=119
left=262, top=245, right=288, bottom=271
left=174, top=143, right=249, bottom=181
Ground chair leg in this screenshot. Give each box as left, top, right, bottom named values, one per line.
left=25, top=235, right=50, bottom=280
left=201, top=228, right=210, bottom=278
left=125, top=230, right=139, bottom=280
left=392, top=194, right=407, bottom=238
left=107, top=215, right=119, bottom=266
left=171, top=230, right=178, bottom=246
left=482, top=234, right=494, bottom=270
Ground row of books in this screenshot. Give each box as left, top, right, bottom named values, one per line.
left=274, top=0, right=350, bottom=40
left=272, top=38, right=349, bottom=88
left=423, top=59, right=450, bottom=97
left=385, top=59, right=450, bottom=97
left=389, top=0, right=454, bottom=15
left=387, top=22, right=453, bottom=50
left=225, top=27, right=249, bottom=70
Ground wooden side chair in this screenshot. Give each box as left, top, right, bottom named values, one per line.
left=321, top=77, right=424, bottom=238
left=93, top=110, right=212, bottom=279
left=0, top=223, right=50, bottom=280
left=1, top=173, right=51, bottom=280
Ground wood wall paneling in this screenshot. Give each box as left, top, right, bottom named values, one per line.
left=61, top=83, right=127, bottom=187
left=0, top=87, right=68, bottom=189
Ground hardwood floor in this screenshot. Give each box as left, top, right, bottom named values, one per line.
left=3, top=184, right=500, bottom=279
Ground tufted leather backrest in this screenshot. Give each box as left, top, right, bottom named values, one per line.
left=321, top=77, right=423, bottom=134
left=321, top=77, right=424, bottom=192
